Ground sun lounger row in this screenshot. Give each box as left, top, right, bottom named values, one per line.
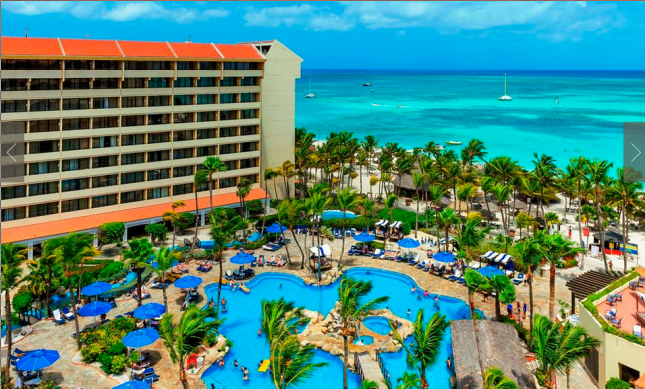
left=224, top=266, right=256, bottom=281
left=52, top=307, right=76, bottom=325
left=348, top=245, right=375, bottom=256
left=481, top=251, right=515, bottom=264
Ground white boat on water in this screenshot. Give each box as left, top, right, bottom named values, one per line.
left=305, top=77, right=314, bottom=98
left=498, top=73, right=512, bottom=101
left=363, top=74, right=372, bottom=87
left=371, top=103, right=380, bottom=107
left=446, top=141, right=462, bottom=145
left=554, top=96, right=560, bottom=106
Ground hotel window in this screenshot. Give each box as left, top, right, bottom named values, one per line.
left=29, top=202, right=59, bottom=218
left=173, top=130, right=193, bottom=142
left=63, top=118, right=91, bottom=131
left=240, top=77, right=258, bottom=86
left=93, top=79, right=119, bottom=89
left=197, top=77, right=217, bottom=87
left=220, top=94, right=236, bottom=104
left=174, top=95, right=192, bottom=106
left=30, top=140, right=59, bottom=154
left=61, top=178, right=89, bottom=192
left=241, top=93, right=257, bottom=103
left=92, top=175, right=118, bottom=188
left=197, top=128, right=217, bottom=140
left=241, top=109, right=257, bottom=119
left=224, top=160, right=237, bottom=171
left=197, top=94, right=216, bottom=105
left=31, top=79, right=59, bottom=90
left=241, top=142, right=258, bottom=152
left=92, top=136, right=118, bottom=149
left=2, top=59, right=58, bottom=70
left=92, top=194, right=118, bottom=208
left=1, top=185, right=26, bottom=200
left=1, top=79, right=29, bottom=91
left=122, top=153, right=145, bottom=165
left=219, top=144, right=235, bottom=155
left=220, top=127, right=237, bottom=138
left=29, top=181, right=59, bottom=196
left=148, top=78, right=170, bottom=88
left=62, top=158, right=90, bottom=172
left=173, top=183, right=193, bottom=196
left=199, top=62, right=219, bottom=71
left=122, top=134, right=145, bottom=146
left=2, top=122, right=26, bottom=135
left=197, top=112, right=217, bottom=122
left=30, top=99, right=59, bottom=112
left=174, top=78, right=192, bottom=88
left=177, top=62, right=195, bottom=70
left=92, top=116, right=119, bottom=129
left=148, top=96, right=170, bottom=107
left=197, top=146, right=217, bottom=157
left=92, top=155, right=118, bottom=169
left=148, top=132, right=170, bottom=144
left=173, top=113, right=193, bottom=124
left=2, top=207, right=26, bottom=222
left=29, top=120, right=60, bottom=133
left=148, top=114, right=170, bottom=125
left=62, top=138, right=89, bottom=151
left=148, top=151, right=170, bottom=162
left=2, top=100, right=28, bottom=113
left=173, top=166, right=194, bottom=178
left=173, top=148, right=194, bottom=160
left=219, top=177, right=236, bottom=189
left=62, top=198, right=89, bottom=213
left=122, top=96, right=146, bottom=108
left=95, top=60, right=119, bottom=70
left=225, top=62, right=259, bottom=70
left=62, top=98, right=90, bottom=110
left=63, top=79, right=91, bottom=90
left=240, top=126, right=258, bottom=136
left=122, top=78, right=146, bottom=88
left=121, top=190, right=144, bottom=204
left=220, top=77, right=236, bottom=87
left=220, top=111, right=237, bottom=121
left=93, top=97, right=119, bottom=109
left=29, top=161, right=59, bottom=175
left=147, top=169, right=170, bottom=181
left=241, top=174, right=258, bottom=183
left=122, top=115, right=145, bottom=127
left=240, top=158, right=257, bottom=169
left=121, top=171, right=144, bottom=185
left=147, top=187, right=169, bottom=200
left=65, top=60, right=91, bottom=70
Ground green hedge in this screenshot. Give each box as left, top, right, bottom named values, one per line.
left=606, top=378, right=631, bottom=389
left=12, top=291, right=34, bottom=314
left=80, top=316, right=136, bottom=375
left=99, top=222, right=125, bottom=245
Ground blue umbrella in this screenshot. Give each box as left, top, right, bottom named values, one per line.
left=433, top=251, right=456, bottom=263
left=81, top=282, right=113, bottom=297
left=174, top=275, right=203, bottom=289
left=354, top=232, right=376, bottom=242
left=122, top=328, right=160, bottom=348
left=266, top=223, right=287, bottom=234
left=114, top=381, right=151, bottom=389
left=478, top=266, right=505, bottom=278
left=230, top=252, right=256, bottom=265
left=133, top=303, right=166, bottom=320
left=398, top=238, right=420, bottom=249
left=78, top=301, right=113, bottom=317
left=16, top=349, right=60, bottom=371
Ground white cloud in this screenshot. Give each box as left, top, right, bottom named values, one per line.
left=2, top=1, right=230, bottom=24
left=396, top=30, right=406, bottom=36
left=310, top=13, right=355, bottom=31
left=243, top=4, right=323, bottom=28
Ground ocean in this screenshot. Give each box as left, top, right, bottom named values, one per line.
left=295, top=70, right=645, bottom=169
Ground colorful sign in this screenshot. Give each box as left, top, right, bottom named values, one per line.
left=583, top=227, right=589, bottom=237
left=619, top=243, right=638, bottom=255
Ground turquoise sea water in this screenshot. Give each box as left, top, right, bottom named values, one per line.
left=201, top=268, right=471, bottom=388
left=295, top=70, right=645, bottom=168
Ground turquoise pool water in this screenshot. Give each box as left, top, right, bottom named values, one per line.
left=354, top=335, right=374, bottom=345
left=201, top=268, right=470, bottom=388
left=322, top=210, right=357, bottom=221
left=363, top=316, right=393, bottom=336
left=248, top=232, right=262, bottom=242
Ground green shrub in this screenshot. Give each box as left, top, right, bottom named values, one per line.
left=80, top=317, right=137, bottom=367
left=80, top=343, right=103, bottom=364
left=246, top=236, right=270, bottom=250
left=370, top=241, right=385, bottom=250
left=100, top=222, right=125, bottom=245
left=535, top=370, right=546, bottom=387
left=98, top=262, right=124, bottom=280
left=146, top=223, right=168, bottom=243
left=35, top=380, right=59, bottom=389
left=256, top=214, right=280, bottom=228
left=500, top=315, right=529, bottom=343
left=606, top=378, right=631, bottom=389
left=108, top=341, right=126, bottom=356
left=204, top=332, right=219, bottom=348
left=175, top=212, right=196, bottom=232
left=97, top=353, right=113, bottom=374
left=109, top=354, right=127, bottom=375
left=12, top=291, right=34, bottom=314
left=246, top=199, right=265, bottom=214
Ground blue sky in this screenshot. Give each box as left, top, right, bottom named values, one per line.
left=2, top=1, right=644, bottom=70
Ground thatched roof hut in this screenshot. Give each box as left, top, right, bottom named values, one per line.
left=451, top=320, right=537, bottom=389
left=392, top=173, right=428, bottom=192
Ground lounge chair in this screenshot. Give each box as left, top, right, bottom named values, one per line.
left=634, top=325, right=642, bottom=338
left=372, top=249, right=384, bottom=259
left=605, top=307, right=617, bottom=319
left=224, top=270, right=235, bottom=281
left=52, top=309, right=66, bottom=325
left=512, top=273, right=525, bottom=285
left=13, top=348, right=27, bottom=357
left=611, top=317, right=622, bottom=328
left=416, top=260, right=428, bottom=269
left=62, top=307, right=75, bottom=320
left=606, top=296, right=616, bottom=306
left=448, top=271, right=463, bottom=282
left=10, top=355, right=20, bottom=366
left=409, top=256, right=420, bottom=266
left=276, top=257, right=288, bottom=268
left=614, top=292, right=624, bottom=302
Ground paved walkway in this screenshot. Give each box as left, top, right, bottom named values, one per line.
left=356, top=353, right=387, bottom=389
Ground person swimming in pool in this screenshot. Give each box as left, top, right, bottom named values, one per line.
left=411, top=286, right=416, bottom=293
left=407, top=309, right=411, bottom=316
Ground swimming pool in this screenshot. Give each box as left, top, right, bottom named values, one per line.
left=321, top=210, right=357, bottom=221
left=201, top=268, right=471, bottom=388
left=363, top=316, right=392, bottom=336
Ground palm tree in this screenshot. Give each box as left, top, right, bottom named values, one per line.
left=483, top=367, right=519, bottom=389
left=585, top=159, right=613, bottom=272
left=369, top=175, right=379, bottom=200
left=278, top=200, right=307, bottom=269
left=457, top=218, right=490, bottom=263
left=270, top=335, right=327, bottom=389
left=362, top=135, right=378, bottom=175
left=438, top=208, right=460, bottom=252
left=391, top=311, right=449, bottom=389
left=122, top=238, right=154, bottom=307
left=24, top=258, right=62, bottom=317
left=159, top=305, right=222, bottom=389
left=278, top=160, right=297, bottom=199
left=33, top=241, right=62, bottom=318
left=464, top=269, right=489, bottom=323
left=361, top=381, right=379, bottom=389
left=531, top=315, right=600, bottom=389
left=393, top=155, right=414, bottom=198
left=515, top=212, right=532, bottom=239
left=567, top=157, right=588, bottom=261
left=427, top=185, right=446, bottom=237
left=412, top=171, right=426, bottom=238
left=336, top=188, right=360, bottom=267
left=147, top=247, right=179, bottom=312
left=261, top=298, right=308, bottom=346
left=515, top=237, right=543, bottom=347
left=202, top=156, right=228, bottom=213
left=396, top=372, right=421, bottom=389
left=461, top=139, right=487, bottom=168
left=162, top=200, right=186, bottom=248
left=487, top=275, right=516, bottom=321
left=192, top=169, right=209, bottom=249
left=263, top=168, right=280, bottom=233
left=337, top=278, right=389, bottom=389
left=1, top=243, right=28, bottom=371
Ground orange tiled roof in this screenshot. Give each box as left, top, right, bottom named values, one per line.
left=170, top=42, right=222, bottom=59
left=117, top=40, right=175, bottom=58
left=61, top=38, right=122, bottom=57
left=215, top=44, right=263, bottom=59
left=2, top=37, right=62, bottom=56
left=0, top=188, right=267, bottom=244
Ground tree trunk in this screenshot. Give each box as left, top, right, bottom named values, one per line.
left=495, top=294, right=501, bottom=321
left=343, top=328, right=349, bottom=389
left=193, top=190, right=200, bottom=250
left=623, top=206, right=628, bottom=273
left=179, top=365, right=189, bottom=389
left=291, top=229, right=306, bottom=269
left=273, top=180, right=279, bottom=202
left=359, top=164, right=363, bottom=195
left=415, top=189, right=420, bottom=239
left=262, top=184, right=269, bottom=234
left=162, top=275, right=169, bottom=312
left=420, top=368, right=428, bottom=389
left=45, top=267, right=53, bottom=318
left=68, top=275, right=82, bottom=348
left=338, top=214, right=347, bottom=268
left=5, top=292, right=13, bottom=373
left=549, top=263, right=556, bottom=319
left=577, top=180, right=584, bottom=270
left=596, top=190, right=609, bottom=272
left=216, top=249, right=223, bottom=318
left=136, top=268, right=143, bottom=307
left=209, top=173, right=214, bottom=218
left=445, top=225, right=450, bottom=253
left=528, top=268, right=535, bottom=348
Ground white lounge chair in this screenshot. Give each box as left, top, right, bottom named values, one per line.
left=52, top=309, right=66, bottom=325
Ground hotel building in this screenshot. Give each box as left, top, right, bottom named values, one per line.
left=0, top=37, right=301, bottom=253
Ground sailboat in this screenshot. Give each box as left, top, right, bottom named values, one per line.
left=362, top=74, right=372, bottom=87
left=554, top=96, right=560, bottom=106
left=305, top=77, right=314, bottom=98
left=498, top=73, right=512, bottom=101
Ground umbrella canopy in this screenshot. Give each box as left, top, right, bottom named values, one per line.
left=16, top=349, right=60, bottom=371
left=398, top=238, right=421, bottom=249
left=78, top=301, right=113, bottom=317
left=433, top=251, right=456, bottom=263
left=81, top=282, right=113, bottom=297
left=321, top=210, right=357, bottom=221
left=174, top=275, right=203, bottom=289
left=478, top=266, right=505, bottom=278
left=230, top=252, right=256, bottom=265
left=122, top=328, right=160, bottom=348
left=266, top=223, right=287, bottom=234
left=114, top=381, right=151, bottom=389
left=354, top=232, right=376, bottom=243
left=133, top=303, right=166, bottom=320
